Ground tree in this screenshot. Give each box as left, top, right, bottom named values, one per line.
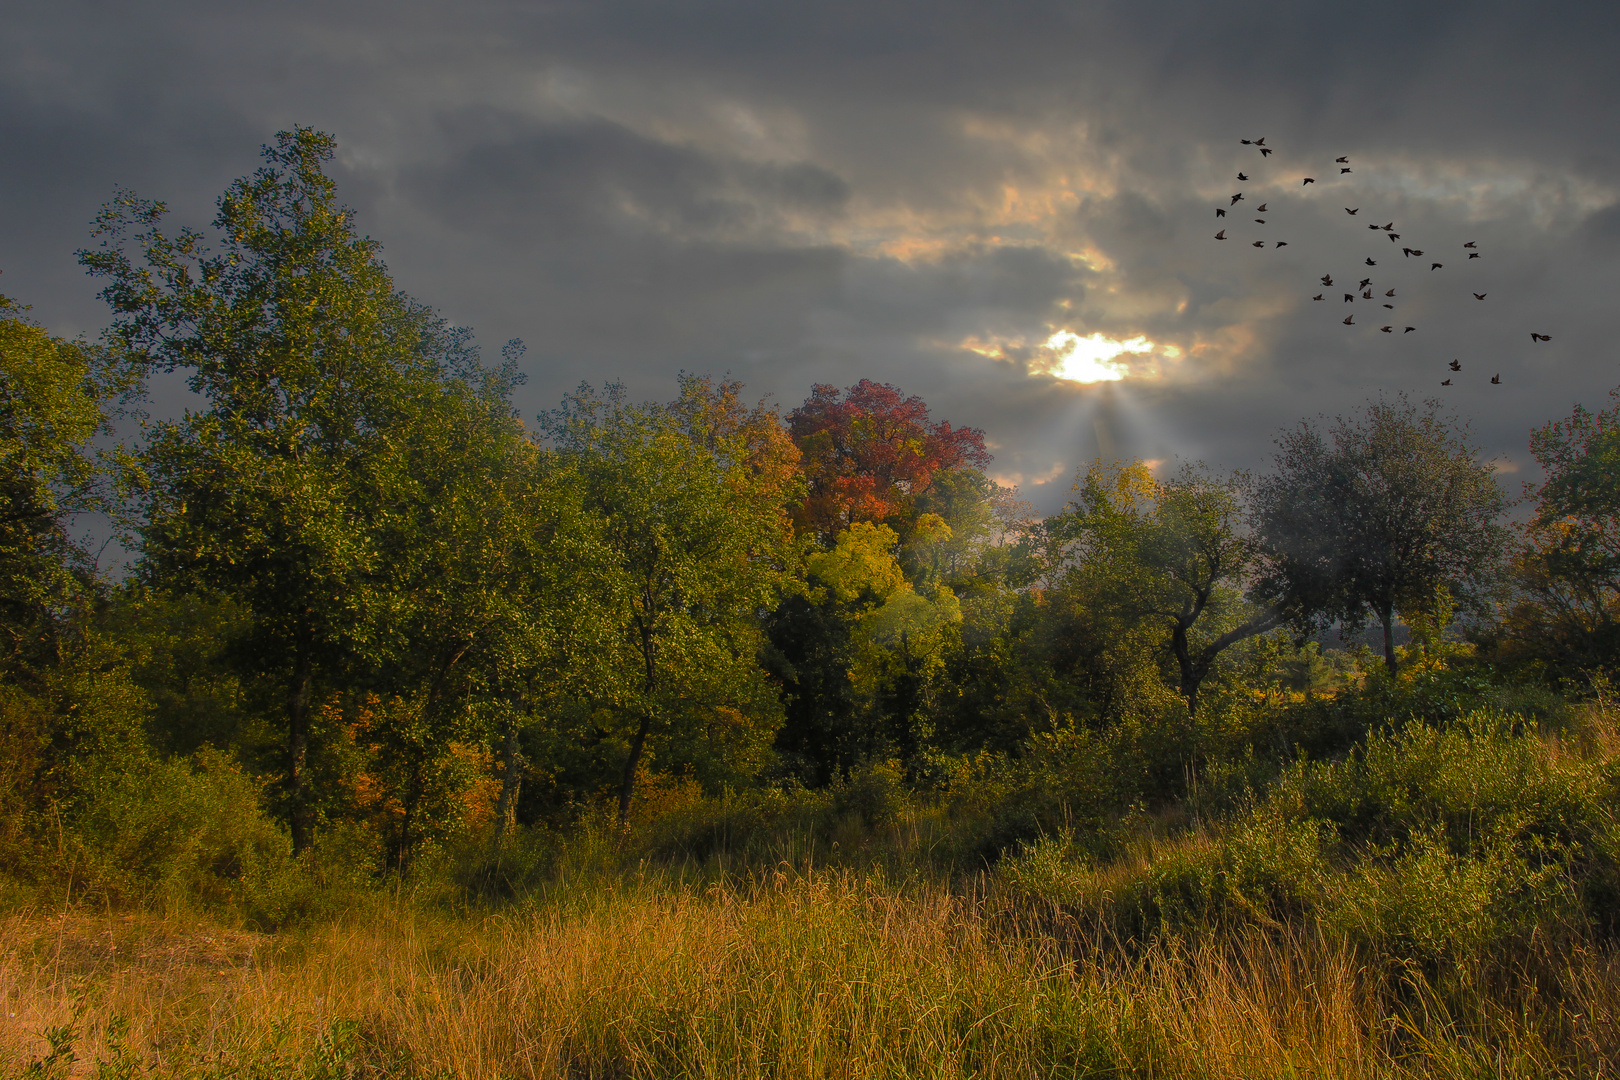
left=1501, top=388, right=1620, bottom=669
left=1251, top=397, right=1508, bottom=675
left=539, top=377, right=799, bottom=825
left=788, top=380, right=991, bottom=541
left=0, top=296, right=131, bottom=677
left=1050, top=460, right=1283, bottom=716
left=80, top=128, right=474, bottom=852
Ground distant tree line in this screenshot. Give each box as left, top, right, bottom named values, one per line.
left=3, top=129, right=1614, bottom=874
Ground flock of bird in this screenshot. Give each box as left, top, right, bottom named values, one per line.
left=1214, top=137, right=1548, bottom=387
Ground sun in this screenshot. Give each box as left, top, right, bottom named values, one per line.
left=1045, top=330, right=1154, bottom=383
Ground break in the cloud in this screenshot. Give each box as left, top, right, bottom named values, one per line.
left=4, top=0, right=1620, bottom=511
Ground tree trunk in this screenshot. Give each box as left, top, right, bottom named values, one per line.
left=286, top=654, right=313, bottom=856
left=492, top=717, right=523, bottom=853
left=1381, top=603, right=1398, bottom=675
left=617, top=714, right=651, bottom=828
left=1171, top=620, right=1199, bottom=717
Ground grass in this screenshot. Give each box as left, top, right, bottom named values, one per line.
left=3, top=869, right=1618, bottom=1078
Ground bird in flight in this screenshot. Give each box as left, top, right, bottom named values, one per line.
left=1404, top=327, right=1416, bottom=333
left=1260, top=147, right=1274, bottom=156
left=1491, top=374, right=1502, bottom=384
left=1336, top=156, right=1349, bottom=163
left=1403, top=248, right=1415, bottom=257
left=1344, top=293, right=1356, bottom=302
left=1381, top=223, right=1394, bottom=231
left=1380, top=326, right=1393, bottom=333
left=1442, top=379, right=1453, bottom=386
left=1464, top=241, right=1477, bottom=248
left=1232, top=194, right=1244, bottom=205
left=1449, top=359, right=1461, bottom=371
left=1474, top=293, right=1487, bottom=300
left=1363, top=289, right=1374, bottom=299
left=1368, top=224, right=1381, bottom=230
left=1387, top=233, right=1401, bottom=241
left=1276, top=241, right=1288, bottom=247
left=1469, top=253, right=1480, bottom=259
left=1257, top=204, right=1268, bottom=212
left=1532, top=333, right=1551, bottom=342
left=1359, top=278, right=1372, bottom=288
left=1303, top=178, right=1315, bottom=185
left=1346, top=208, right=1359, bottom=215
left=1386, top=289, right=1396, bottom=296
left=1321, top=275, right=1334, bottom=286
left=1384, top=304, right=1394, bottom=309
left=1313, top=294, right=1325, bottom=300
left=1344, top=316, right=1355, bottom=324
left=1252, top=240, right=1265, bottom=247
left=1340, top=167, right=1351, bottom=173
left=1255, top=219, right=1266, bottom=224
left=1215, top=230, right=1226, bottom=239
left=1366, top=257, right=1377, bottom=266
left=1216, top=208, right=1226, bottom=217
left=1237, top=172, right=1249, bottom=181
left=1431, top=263, right=1443, bottom=270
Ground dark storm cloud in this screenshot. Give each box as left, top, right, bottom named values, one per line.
left=3, top=0, right=1619, bottom=510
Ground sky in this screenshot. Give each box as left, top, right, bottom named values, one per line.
left=4, top=0, right=1619, bottom=513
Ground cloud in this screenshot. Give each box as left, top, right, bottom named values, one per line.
left=2, top=0, right=1618, bottom=513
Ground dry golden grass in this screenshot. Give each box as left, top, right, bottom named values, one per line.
left=3, top=870, right=1617, bottom=1078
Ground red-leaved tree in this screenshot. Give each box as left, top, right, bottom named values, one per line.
left=788, top=380, right=991, bottom=540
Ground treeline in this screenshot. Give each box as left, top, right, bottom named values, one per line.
left=4, top=128, right=1619, bottom=902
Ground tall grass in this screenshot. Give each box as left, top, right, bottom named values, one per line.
left=3, top=870, right=1618, bottom=1077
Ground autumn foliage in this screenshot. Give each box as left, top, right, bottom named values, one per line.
left=788, top=380, right=991, bottom=540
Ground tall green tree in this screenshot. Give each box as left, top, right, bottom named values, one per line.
left=1050, top=460, right=1282, bottom=716
left=1501, top=387, right=1620, bottom=669
left=540, top=377, right=799, bottom=824
left=0, top=296, right=131, bottom=677
left=1251, top=397, right=1508, bottom=675
left=81, top=128, right=473, bottom=852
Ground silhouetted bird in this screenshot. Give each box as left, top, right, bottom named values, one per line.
left=1255, top=219, right=1266, bottom=223
left=1255, top=138, right=1267, bottom=145
left=1340, top=167, right=1351, bottom=173
left=1303, top=178, right=1315, bottom=185
left=1363, top=290, right=1373, bottom=299
left=1257, top=204, right=1268, bottom=212
left=1252, top=240, right=1265, bottom=247
left=1366, top=257, right=1377, bottom=266
left=1216, top=208, right=1226, bottom=217
left=1491, top=374, right=1501, bottom=384
left=1431, top=263, right=1443, bottom=270
left=1384, top=304, right=1394, bottom=309
left=1336, top=156, right=1349, bottom=163
left=1346, top=208, right=1359, bottom=215
left=1369, top=224, right=1381, bottom=230
left=1403, top=248, right=1415, bottom=256
left=1359, top=278, right=1372, bottom=288
left=1313, top=294, right=1325, bottom=300
left=1260, top=148, right=1273, bottom=156
left=1388, top=233, right=1401, bottom=241
left=1344, top=294, right=1355, bottom=302
left=1474, top=293, right=1487, bottom=300
left=1469, top=253, right=1480, bottom=259
left=1381, top=326, right=1393, bottom=332
left=1532, top=333, right=1551, bottom=342
left=1232, top=194, right=1244, bottom=205
left=1386, top=289, right=1396, bottom=296
left=1464, top=241, right=1477, bottom=248
left=1412, top=249, right=1424, bottom=256
left=1241, top=139, right=1253, bottom=144
left=1442, top=379, right=1452, bottom=385
left=1215, top=230, right=1226, bottom=239
left=1382, top=223, right=1394, bottom=231
left=1449, top=359, right=1461, bottom=371
left=1321, top=275, right=1334, bottom=286
left=1404, top=327, right=1416, bottom=333
left=1344, top=316, right=1355, bottom=324
left=1237, top=172, right=1249, bottom=181
left=1276, top=242, right=1288, bottom=247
